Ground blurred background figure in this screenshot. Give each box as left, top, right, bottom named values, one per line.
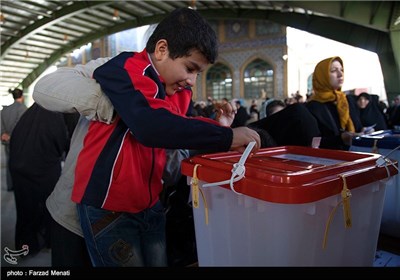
left=9, top=103, right=73, bottom=256
left=355, top=92, right=388, bottom=132
left=192, top=101, right=208, bottom=117
left=1, top=88, right=27, bottom=191
left=265, top=99, right=286, bottom=117
left=248, top=99, right=260, bottom=124
left=231, top=99, right=250, bottom=128
left=387, top=95, right=400, bottom=129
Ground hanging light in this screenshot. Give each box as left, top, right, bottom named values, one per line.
left=112, top=9, right=120, bottom=21
left=280, top=4, right=293, bottom=13
left=189, top=0, right=197, bottom=10
left=0, top=13, right=5, bottom=24
left=395, top=15, right=400, bottom=26
left=63, top=34, right=68, bottom=42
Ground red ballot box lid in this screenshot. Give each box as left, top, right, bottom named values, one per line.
left=181, top=146, right=398, bottom=204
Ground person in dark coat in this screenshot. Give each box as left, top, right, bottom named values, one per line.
left=248, top=103, right=320, bottom=147
left=356, top=92, right=388, bottom=131
left=231, top=100, right=251, bottom=128
left=9, top=103, right=70, bottom=256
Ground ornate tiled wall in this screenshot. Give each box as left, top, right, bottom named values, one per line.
left=196, top=19, right=287, bottom=103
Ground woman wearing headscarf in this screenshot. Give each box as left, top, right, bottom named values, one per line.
left=305, top=56, right=359, bottom=150
left=355, top=92, right=388, bottom=131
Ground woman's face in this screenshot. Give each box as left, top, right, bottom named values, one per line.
left=357, top=96, right=369, bottom=109
left=329, top=60, right=344, bottom=90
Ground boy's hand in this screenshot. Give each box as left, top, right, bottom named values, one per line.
left=214, top=102, right=236, bottom=127
left=231, top=127, right=261, bottom=153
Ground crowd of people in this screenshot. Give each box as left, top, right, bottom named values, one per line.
left=1, top=7, right=397, bottom=268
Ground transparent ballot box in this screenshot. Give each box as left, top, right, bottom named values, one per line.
left=181, top=146, right=397, bottom=266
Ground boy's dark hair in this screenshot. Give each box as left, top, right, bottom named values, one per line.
left=8, top=88, right=23, bottom=99
left=146, top=8, right=218, bottom=64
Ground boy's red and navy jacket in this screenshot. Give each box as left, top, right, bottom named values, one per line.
left=71, top=50, right=233, bottom=213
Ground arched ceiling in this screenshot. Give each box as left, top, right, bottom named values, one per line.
left=1, top=1, right=399, bottom=101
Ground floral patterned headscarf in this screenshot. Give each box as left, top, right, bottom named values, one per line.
left=310, top=56, right=355, bottom=132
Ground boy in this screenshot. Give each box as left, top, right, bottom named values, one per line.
left=35, top=7, right=260, bottom=267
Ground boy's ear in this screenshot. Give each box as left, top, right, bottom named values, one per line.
left=154, top=39, right=169, bottom=61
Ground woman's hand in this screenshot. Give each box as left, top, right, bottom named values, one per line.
left=341, top=131, right=363, bottom=146
left=361, top=126, right=375, bottom=134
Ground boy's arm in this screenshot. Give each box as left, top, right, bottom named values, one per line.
left=93, top=52, right=233, bottom=152
left=33, top=57, right=115, bottom=124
